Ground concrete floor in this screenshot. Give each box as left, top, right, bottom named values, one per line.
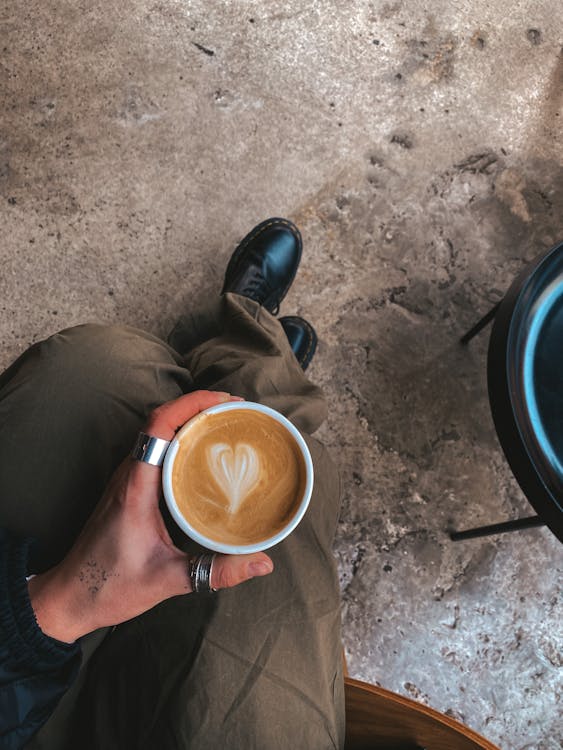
left=1, top=1, right=562, bottom=747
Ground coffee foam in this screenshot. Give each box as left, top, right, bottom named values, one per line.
left=172, top=409, right=307, bottom=546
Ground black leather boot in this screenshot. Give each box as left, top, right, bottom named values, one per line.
left=222, top=218, right=302, bottom=315
left=280, top=316, right=317, bottom=371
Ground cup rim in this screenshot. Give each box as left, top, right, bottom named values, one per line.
left=162, top=401, right=314, bottom=554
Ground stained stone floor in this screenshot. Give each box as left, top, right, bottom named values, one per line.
left=1, top=2, right=562, bottom=748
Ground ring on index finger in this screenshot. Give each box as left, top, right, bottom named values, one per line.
left=131, top=432, right=171, bottom=467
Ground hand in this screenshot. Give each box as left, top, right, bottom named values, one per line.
left=28, top=390, right=274, bottom=643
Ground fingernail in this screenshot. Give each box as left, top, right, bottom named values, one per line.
left=217, top=392, right=231, bottom=402
left=230, top=396, right=245, bottom=402
left=249, top=561, right=273, bottom=577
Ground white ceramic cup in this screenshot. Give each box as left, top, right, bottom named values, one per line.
left=162, top=401, right=314, bottom=554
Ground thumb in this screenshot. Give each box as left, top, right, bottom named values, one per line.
left=211, top=552, right=274, bottom=590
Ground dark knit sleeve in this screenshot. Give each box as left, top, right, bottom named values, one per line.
left=0, top=529, right=81, bottom=749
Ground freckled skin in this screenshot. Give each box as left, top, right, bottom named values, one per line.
left=78, top=559, right=112, bottom=597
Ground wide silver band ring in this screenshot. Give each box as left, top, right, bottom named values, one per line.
left=189, top=553, right=217, bottom=593
left=131, top=432, right=171, bottom=467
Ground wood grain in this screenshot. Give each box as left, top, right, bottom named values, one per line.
left=345, top=677, right=501, bottom=750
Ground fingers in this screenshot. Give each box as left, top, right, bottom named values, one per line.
left=210, top=552, right=274, bottom=590
left=144, top=390, right=244, bottom=441
left=124, top=390, right=245, bottom=507
left=164, top=550, right=274, bottom=600
left=129, top=389, right=243, bottom=486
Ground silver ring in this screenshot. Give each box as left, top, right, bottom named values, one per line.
left=189, top=553, right=217, bottom=593
left=131, top=432, right=171, bottom=467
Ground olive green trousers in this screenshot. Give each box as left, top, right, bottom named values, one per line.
left=0, top=294, right=344, bottom=749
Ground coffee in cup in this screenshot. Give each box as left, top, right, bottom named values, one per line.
left=162, top=402, right=313, bottom=554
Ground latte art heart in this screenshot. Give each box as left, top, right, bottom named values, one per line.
left=171, top=408, right=307, bottom=547
left=208, top=442, right=260, bottom=514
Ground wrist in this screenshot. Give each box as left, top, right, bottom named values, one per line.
left=28, top=568, right=92, bottom=643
